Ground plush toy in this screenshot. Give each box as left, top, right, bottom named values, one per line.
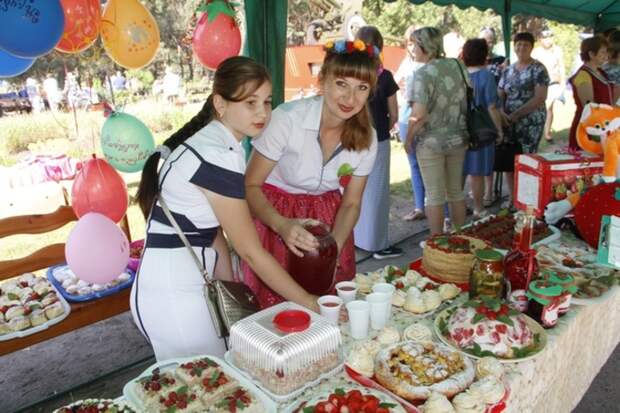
left=545, top=103, right=620, bottom=248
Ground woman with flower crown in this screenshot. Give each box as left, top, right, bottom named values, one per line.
left=242, top=39, right=379, bottom=308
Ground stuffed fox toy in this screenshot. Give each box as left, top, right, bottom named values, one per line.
left=545, top=103, right=620, bottom=247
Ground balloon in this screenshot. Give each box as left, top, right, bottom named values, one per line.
left=0, top=49, right=35, bottom=78
left=0, top=0, right=65, bottom=58
left=101, top=111, right=155, bottom=173
left=71, top=156, right=128, bottom=223
left=65, top=213, right=129, bottom=284
left=100, top=0, right=160, bottom=69
left=56, top=0, right=101, bottom=54
left=193, top=12, right=241, bottom=70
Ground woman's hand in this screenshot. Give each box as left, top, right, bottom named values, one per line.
left=404, top=136, right=414, bottom=154
left=496, top=130, right=505, bottom=145
left=500, top=111, right=511, bottom=127
left=277, top=218, right=321, bottom=257
left=304, top=293, right=320, bottom=313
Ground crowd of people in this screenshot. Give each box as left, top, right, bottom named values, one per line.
left=127, top=23, right=620, bottom=360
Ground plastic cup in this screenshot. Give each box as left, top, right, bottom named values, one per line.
left=372, top=283, right=395, bottom=323
left=366, top=292, right=389, bottom=330
left=335, top=281, right=358, bottom=304
left=346, top=300, right=370, bottom=339
left=317, top=295, right=343, bottom=325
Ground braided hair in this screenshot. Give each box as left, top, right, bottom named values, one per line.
left=136, top=56, right=271, bottom=218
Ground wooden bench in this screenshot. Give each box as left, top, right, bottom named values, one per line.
left=0, top=206, right=132, bottom=356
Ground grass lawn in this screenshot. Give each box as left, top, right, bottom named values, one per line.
left=1, top=98, right=578, bottom=264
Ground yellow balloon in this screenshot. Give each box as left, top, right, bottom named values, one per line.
left=101, top=0, right=160, bottom=69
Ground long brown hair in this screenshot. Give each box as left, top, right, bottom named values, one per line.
left=319, top=47, right=379, bottom=151
left=136, top=56, right=271, bottom=218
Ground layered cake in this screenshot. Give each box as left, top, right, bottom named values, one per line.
left=441, top=298, right=536, bottom=359
left=374, top=341, right=475, bottom=401
left=421, top=235, right=490, bottom=283
left=229, top=302, right=342, bottom=396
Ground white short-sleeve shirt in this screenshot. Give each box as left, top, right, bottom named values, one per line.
left=252, top=96, right=378, bottom=195
left=147, top=120, right=246, bottom=244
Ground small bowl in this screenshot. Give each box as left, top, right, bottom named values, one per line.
left=127, top=239, right=145, bottom=272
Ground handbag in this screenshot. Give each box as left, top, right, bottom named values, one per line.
left=493, top=126, right=523, bottom=172
left=454, top=59, right=498, bottom=150
left=159, top=197, right=259, bottom=338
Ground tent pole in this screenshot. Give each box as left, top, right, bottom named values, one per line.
left=502, top=0, right=512, bottom=62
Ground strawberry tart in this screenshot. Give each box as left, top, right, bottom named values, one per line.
left=421, top=235, right=490, bottom=284
left=439, top=298, right=537, bottom=359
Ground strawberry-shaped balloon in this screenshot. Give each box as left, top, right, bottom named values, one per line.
left=337, top=163, right=355, bottom=188
left=192, top=0, right=241, bottom=70
left=574, top=182, right=620, bottom=248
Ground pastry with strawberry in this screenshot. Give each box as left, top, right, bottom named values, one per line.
left=174, top=357, right=220, bottom=387
left=209, top=387, right=264, bottom=413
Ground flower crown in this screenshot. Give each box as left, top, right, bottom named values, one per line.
left=324, top=39, right=381, bottom=59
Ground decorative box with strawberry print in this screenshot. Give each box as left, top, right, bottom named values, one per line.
left=514, top=153, right=603, bottom=218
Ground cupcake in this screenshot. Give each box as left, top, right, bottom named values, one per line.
left=422, top=290, right=442, bottom=311
left=403, top=322, right=433, bottom=343
left=469, top=376, right=505, bottom=404
left=452, top=390, right=485, bottom=413
left=377, top=326, right=400, bottom=346
left=422, top=391, right=455, bottom=413
left=475, top=357, right=505, bottom=380
left=438, top=283, right=461, bottom=300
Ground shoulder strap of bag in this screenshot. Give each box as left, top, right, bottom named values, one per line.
left=453, top=58, right=474, bottom=106
left=159, top=196, right=213, bottom=287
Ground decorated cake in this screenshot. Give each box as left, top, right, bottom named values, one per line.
left=421, top=235, right=490, bottom=283
left=229, top=302, right=342, bottom=397
left=438, top=298, right=539, bottom=359
left=374, top=341, right=475, bottom=401
left=290, top=388, right=403, bottom=413
left=461, top=213, right=553, bottom=250
left=130, top=357, right=265, bottom=412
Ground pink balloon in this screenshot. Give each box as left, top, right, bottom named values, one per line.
left=192, top=12, right=241, bottom=70
left=71, top=156, right=128, bottom=223
left=65, top=213, right=129, bottom=284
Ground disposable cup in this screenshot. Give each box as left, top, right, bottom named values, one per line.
left=366, top=292, right=389, bottom=330
left=335, top=281, right=358, bottom=303
left=372, top=283, right=395, bottom=323
left=346, top=300, right=370, bottom=339
left=317, top=295, right=343, bottom=325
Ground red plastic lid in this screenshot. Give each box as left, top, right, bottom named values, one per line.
left=273, top=310, right=311, bottom=333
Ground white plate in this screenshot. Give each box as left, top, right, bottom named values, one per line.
left=0, top=284, right=71, bottom=341
left=53, top=399, right=135, bottom=413
left=281, top=386, right=407, bottom=413
left=572, top=284, right=619, bottom=305
left=433, top=306, right=548, bottom=363
left=123, top=354, right=278, bottom=413
left=224, top=351, right=343, bottom=404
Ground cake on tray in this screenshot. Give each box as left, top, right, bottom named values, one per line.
left=421, top=235, right=490, bottom=283
left=229, top=301, right=342, bottom=396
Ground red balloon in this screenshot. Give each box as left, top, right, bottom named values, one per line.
left=71, top=156, right=128, bottom=223
left=192, top=12, right=241, bottom=70
left=56, top=0, right=101, bottom=54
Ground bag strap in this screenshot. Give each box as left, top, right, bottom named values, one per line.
left=453, top=58, right=474, bottom=107
left=159, top=196, right=213, bottom=287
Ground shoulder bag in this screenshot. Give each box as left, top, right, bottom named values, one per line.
left=453, top=59, right=498, bottom=150
left=158, top=196, right=259, bottom=338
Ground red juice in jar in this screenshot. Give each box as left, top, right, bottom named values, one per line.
left=504, top=209, right=539, bottom=310
left=287, top=224, right=338, bottom=295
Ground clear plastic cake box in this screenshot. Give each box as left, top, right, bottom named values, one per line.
left=225, top=301, right=343, bottom=403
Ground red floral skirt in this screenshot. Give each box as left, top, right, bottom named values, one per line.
left=241, top=183, right=356, bottom=309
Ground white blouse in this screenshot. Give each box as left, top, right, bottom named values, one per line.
left=252, top=96, right=377, bottom=195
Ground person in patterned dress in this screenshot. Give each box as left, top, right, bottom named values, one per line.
left=497, top=32, right=549, bottom=208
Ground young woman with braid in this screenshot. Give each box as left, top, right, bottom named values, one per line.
left=131, top=57, right=319, bottom=361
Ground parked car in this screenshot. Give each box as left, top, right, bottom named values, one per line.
left=0, top=90, right=32, bottom=117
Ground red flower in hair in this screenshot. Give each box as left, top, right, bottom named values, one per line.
left=345, top=41, right=354, bottom=52
left=366, top=44, right=374, bottom=56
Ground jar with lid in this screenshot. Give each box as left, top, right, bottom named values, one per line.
left=469, top=248, right=505, bottom=300
left=546, top=271, right=577, bottom=316
left=525, top=280, right=563, bottom=328
left=504, top=209, right=539, bottom=308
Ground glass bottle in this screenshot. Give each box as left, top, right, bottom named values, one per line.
left=469, top=248, right=505, bottom=300
left=526, top=279, right=563, bottom=328
left=545, top=271, right=577, bottom=316
left=504, top=208, right=539, bottom=312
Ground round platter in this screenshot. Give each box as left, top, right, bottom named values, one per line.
left=433, top=306, right=548, bottom=363
left=282, top=386, right=407, bottom=413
